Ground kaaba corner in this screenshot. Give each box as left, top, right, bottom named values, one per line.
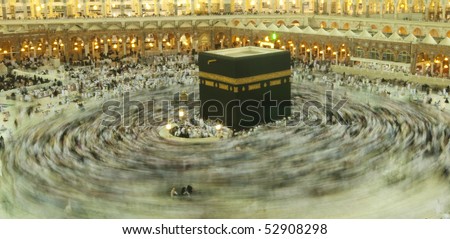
left=198, top=46, right=292, bottom=130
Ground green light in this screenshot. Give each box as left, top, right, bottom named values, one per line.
left=271, top=33, right=277, bottom=40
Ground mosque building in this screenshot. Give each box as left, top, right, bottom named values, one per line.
left=2, top=1, right=450, bottom=220
left=0, top=0, right=449, bottom=80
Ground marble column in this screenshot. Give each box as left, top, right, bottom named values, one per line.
left=104, top=42, right=108, bottom=55
left=327, top=0, right=332, bottom=14
left=123, top=38, right=127, bottom=56
left=1, top=0, right=7, bottom=20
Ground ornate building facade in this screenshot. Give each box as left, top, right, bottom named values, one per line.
left=1, top=0, right=449, bottom=20
left=0, top=1, right=449, bottom=77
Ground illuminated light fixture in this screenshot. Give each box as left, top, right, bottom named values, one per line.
left=332, top=52, right=337, bottom=55
left=30, top=46, right=35, bottom=50
left=93, top=5, right=98, bottom=10
left=41, top=4, right=45, bottom=8
left=21, top=48, right=25, bottom=52
left=107, top=39, right=111, bottom=42
left=36, top=6, right=41, bottom=11
left=319, top=51, right=324, bottom=54
left=149, top=43, right=153, bottom=47
left=113, top=44, right=117, bottom=49
left=94, top=45, right=99, bottom=49
left=444, top=65, right=448, bottom=69
left=131, top=43, right=136, bottom=48
left=119, top=38, right=122, bottom=43
left=100, top=39, right=104, bottom=43
left=60, top=43, right=64, bottom=47
left=3, top=50, right=7, bottom=54
left=306, top=49, right=310, bottom=52
left=279, top=0, right=284, bottom=6
left=445, top=57, right=448, bottom=61
left=165, top=123, right=172, bottom=130
left=145, top=3, right=150, bottom=10
left=166, top=42, right=171, bottom=46
left=313, top=46, right=318, bottom=49
left=112, top=4, right=116, bottom=8
left=53, top=47, right=57, bottom=50
left=272, top=33, right=277, bottom=40
left=53, top=41, right=57, bottom=45
left=178, top=110, right=185, bottom=117
left=74, top=47, right=78, bottom=51
left=74, top=42, right=78, bottom=46
left=327, top=47, right=331, bottom=50
left=301, top=44, right=305, bottom=47
left=77, top=3, right=81, bottom=8
left=341, top=49, right=346, bottom=52
left=235, top=37, right=240, bottom=42
left=37, top=47, right=42, bottom=51
left=215, top=124, right=222, bottom=131
left=25, top=45, right=29, bottom=48
left=264, top=36, right=269, bottom=42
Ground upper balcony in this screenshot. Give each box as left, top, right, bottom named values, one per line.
left=0, top=13, right=449, bottom=40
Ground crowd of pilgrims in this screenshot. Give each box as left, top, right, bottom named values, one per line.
left=1, top=53, right=198, bottom=100
left=292, top=58, right=450, bottom=109
left=0, top=73, right=50, bottom=92
left=168, top=115, right=231, bottom=139
left=0, top=54, right=449, bottom=141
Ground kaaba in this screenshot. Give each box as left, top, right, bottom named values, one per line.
left=199, top=46, right=291, bottom=130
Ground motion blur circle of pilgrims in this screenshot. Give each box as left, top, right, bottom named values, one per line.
left=0, top=55, right=450, bottom=218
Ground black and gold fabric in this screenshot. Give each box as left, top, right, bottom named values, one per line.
left=198, top=49, right=291, bottom=130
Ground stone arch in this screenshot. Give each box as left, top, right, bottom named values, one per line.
left=143, top=33, right=158, bottom=51
left=277, top=20, right=286, bottom=26
left=429, top=29, right=439, bottom=38
left=231, top=35, right=242, bottom=47
left=214, top=32, right=227, bottom=49
left=397, top=27, right=407, bottom=35
left=412, top=28, right=423, bottom=37
left=159, top=32, right=176, bottom=50
left=198, top=33, right=210, bottom=51
left=369, top=47, right=380, bottom=60
left=382, top=49, right=395, bottom=61
left=180, top=33, right=192, bottom=51
left=291, top=20, right=301, bottom=26
left=342, top=23, right=350, bottom=30
left=330, top=22, right=339, bottom=29
left=382, top=25, right=393, bottom=34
